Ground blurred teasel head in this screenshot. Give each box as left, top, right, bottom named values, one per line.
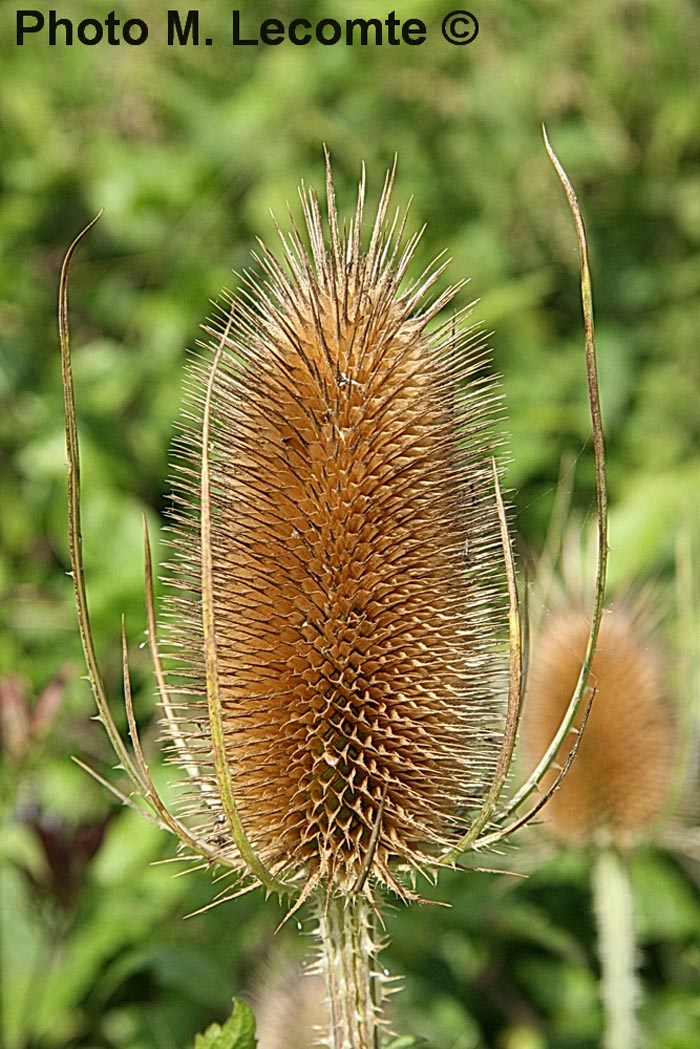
left=520, top=519, right=686, bottom=1049
left=523, top=568, right=676, bottom=850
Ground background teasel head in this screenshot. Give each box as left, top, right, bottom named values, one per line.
left=522, top=589, right=676, bottom=849
left=248, top=946, right=327, bottom=1049
left=519, top=516, right=688, bottom=1049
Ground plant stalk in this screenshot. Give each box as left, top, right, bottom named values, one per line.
left=592, top=848, right=641, bottom=1049
left=316, top=894, right=382, bottom=1049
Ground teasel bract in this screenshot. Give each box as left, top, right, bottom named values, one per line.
left=59, top=132, right=608, bottom=1048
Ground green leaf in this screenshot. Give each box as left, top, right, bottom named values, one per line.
left=630, top=852, right=700, bottom=943
left=193, top=999, right=256, bottom=1049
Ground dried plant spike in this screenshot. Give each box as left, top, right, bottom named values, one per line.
left=163, top=158, right=508, bottom=901
left=523, top=603, right=676, bottom=847
left=59, top=144, right=613, bottom=1049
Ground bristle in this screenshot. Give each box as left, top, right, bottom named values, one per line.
left=162, top=168, right=508, bottom=895
left=523, top=603, right=676, bottom=848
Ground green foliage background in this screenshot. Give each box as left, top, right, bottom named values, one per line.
left=1, top=1, right=698, bottom=1047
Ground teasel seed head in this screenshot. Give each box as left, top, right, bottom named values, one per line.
left=163, top=160, right=508, bottom=901
left=523, top=598, right=676, bottom=849
left=59, top=136, right=612, bottom=1049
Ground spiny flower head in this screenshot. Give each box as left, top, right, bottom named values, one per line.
left=523, top=595, right=676, bottom=849
left=59, top=138, right=611, bottom=1049
left=163, top=162, right=508, bottom=900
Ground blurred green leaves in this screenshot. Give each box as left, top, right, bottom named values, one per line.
left=1, top=0, right=698, bottom=1046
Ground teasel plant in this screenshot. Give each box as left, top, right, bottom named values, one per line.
left=521, top=507, right=698, bottom=1049
left=59, top=130, right=608, bottom=1049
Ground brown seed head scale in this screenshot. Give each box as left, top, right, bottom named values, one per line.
left=523, top=597, right=676, bottom=849
left=162, top=161, right=508, bottom=902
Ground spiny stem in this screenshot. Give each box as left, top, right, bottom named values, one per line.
left=592, top=848, right=641, bottom=1049
left=316, top=895, right=383, bottom=1049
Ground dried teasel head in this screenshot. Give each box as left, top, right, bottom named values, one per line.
left=523, top=589, right=676, bottom=849
left=60, top=134, right=610, bottom=1049
left=162, top=160, right=509, bottom=902
left=59, top=133, right=609, bottom=921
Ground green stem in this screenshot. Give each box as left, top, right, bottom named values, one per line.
left=592, top=848, right=641, bottom=1049
left=316, top=894, right=382, bottom=1049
